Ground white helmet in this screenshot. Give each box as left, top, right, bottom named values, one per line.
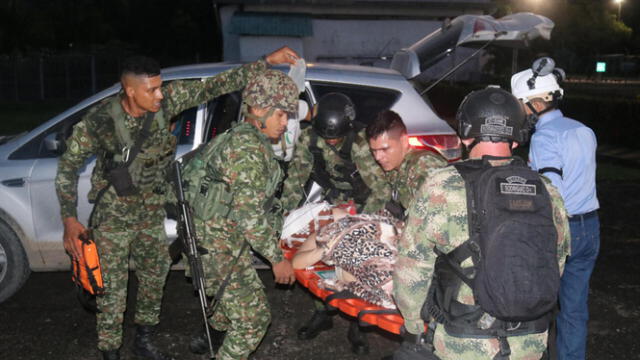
left=511, top=57, right=564, bottom=103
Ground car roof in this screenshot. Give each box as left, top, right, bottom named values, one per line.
left=161, top=61, right=406, bottom=83
left=1, top=61, right=451, bottom=153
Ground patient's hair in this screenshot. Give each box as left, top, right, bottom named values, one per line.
left=366, top=110, right=407, bottom=140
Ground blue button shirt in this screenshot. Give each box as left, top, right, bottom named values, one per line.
left=528, top=109, right=599, bottom=215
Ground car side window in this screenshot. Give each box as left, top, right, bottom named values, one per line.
left=203, top=91, right=242, bottom=142
left=10, top=97, right=201, bottom=160
left=9, top=108, right=90, bottom=160
left=310, top=82, right=400, bottom=127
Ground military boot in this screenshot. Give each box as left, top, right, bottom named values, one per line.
left=297, top=310, right=333, bottom=340
left=347, top=321, right=369, bottom=355
left=101, top=349, right=120, bottom=360
left=189, top=326, right=226, bottom=355
left=132, top=325, right=175, bottom=360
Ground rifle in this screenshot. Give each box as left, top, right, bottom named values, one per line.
left=171, top=160, right=216, bottom=359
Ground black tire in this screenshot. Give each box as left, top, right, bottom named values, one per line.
left=0, top=220, right=31, bottom=303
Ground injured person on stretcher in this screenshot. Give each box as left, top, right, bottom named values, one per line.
left=283, top=202, right=403, bottom=309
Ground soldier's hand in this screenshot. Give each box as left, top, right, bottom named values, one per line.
left=265, top=46, right=300, bottom=66
left=272, top=259, right=296, bottom=285
left=63, top=217, right=86, bottom=259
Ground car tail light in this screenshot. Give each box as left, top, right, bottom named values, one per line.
left=408, top=134, right=462, bottom=162
left=473, top=19, right=494, bottom=34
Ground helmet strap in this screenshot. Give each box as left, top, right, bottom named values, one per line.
left=243, top=103, right=275, bottom=129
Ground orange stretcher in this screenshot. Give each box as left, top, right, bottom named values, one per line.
left=283, top=247, right=411, bottom=335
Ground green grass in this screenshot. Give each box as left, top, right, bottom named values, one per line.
left=0, top=100, right=74, bottom=135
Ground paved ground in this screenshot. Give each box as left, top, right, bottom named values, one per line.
left=1, top=170, right=639, bottom=360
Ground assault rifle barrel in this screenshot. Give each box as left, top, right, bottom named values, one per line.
left=172, top=161, right=215, bottom=359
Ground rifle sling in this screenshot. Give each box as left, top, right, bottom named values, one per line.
left=212, top=241, right=250, bottom=308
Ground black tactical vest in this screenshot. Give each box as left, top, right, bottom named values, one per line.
left=306, top=129, right=371, bottom=206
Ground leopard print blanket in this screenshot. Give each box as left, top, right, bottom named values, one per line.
left=316, top=214, right=403, bottom=309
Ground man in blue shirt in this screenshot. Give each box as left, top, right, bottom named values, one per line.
left=512, top=59, right=599, bottom=360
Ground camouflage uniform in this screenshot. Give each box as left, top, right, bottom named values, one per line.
left=55, top=60, right=269, bottom=351
left=191, top=69, right=298, bottom=360
left=365, top=149, right=447, bottom=214
left=393, top=159, right=571, bottom=360
left=194, top=122, right=284, bottom=360
left=280, top=127, right=385, bottom=211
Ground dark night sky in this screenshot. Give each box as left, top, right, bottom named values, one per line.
left=2, top=0, right=640, bottom=66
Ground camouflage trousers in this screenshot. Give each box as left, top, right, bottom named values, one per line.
left=197, top=223, right=271, bottom=360
left=93, top=202, right=170, bottom=351
left=432, top=325, right=548, bottom=360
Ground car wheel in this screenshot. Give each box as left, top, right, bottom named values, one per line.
left=0, top=220, right=31, bottom=303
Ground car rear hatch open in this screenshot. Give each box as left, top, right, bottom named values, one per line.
left=390, top=12, right=554, bottom=80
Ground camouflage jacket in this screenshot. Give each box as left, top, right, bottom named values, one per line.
left=364, top=149, right=447, bottom=214
left=55, top=60, right=268, bottom=220
left=280, top=127, right=385, bottom=211
left=393, top=158, right=571, bottom=360
left=197, top=122, right=284, bottom=266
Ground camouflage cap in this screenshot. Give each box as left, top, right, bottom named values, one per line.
left=242, top=69, right=299, bottom=114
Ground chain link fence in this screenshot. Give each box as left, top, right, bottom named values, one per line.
left=0, top=54, right=123, bottom=102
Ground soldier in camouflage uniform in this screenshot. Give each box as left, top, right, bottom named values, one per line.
left=55, top=47, right=299, bottom=360
left=281, top=93, right=387, bottom=343
left=280, top=93, right=385, bottom=213
left=365, top=110, right=446, bottom=219
left=391, top=88, right=571, bottom=360
left=188, top=69, right=298, bottom=360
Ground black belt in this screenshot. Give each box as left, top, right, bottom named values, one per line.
left=569, top=210, right=598, bottom=222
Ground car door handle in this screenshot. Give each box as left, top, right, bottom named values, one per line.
left=2, top=178, right=25, bottom=187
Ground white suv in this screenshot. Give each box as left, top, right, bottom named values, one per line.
left=0, top=12, right=553, bottom=302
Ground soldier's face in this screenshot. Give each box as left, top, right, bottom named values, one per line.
left=124, top=75, right=164, bottom=113
left=369, top=131, right=410, bottom=171
left=324, top=138, right=343, bottom=147
left=261, top=107, right=289, bottom=140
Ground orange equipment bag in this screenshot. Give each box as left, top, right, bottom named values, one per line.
left=71, top=231, right=104, bottom=296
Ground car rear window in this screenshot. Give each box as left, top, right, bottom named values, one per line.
left=310, top=82, right=400, bottom=126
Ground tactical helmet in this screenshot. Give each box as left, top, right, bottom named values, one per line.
left=312, top=93, right=356, bottom=139
left=457, top=87, right=528, bottom=144
left=243, top=69, right=299, bottom=114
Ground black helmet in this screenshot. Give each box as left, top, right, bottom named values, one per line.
left=312, top=93, right=356, bottom=139
left=456, top=87, right=529, bottom=144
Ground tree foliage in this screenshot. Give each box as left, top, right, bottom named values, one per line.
left=492, top=0, right=634, bottom=75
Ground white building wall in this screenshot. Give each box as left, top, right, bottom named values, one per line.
left=220, top=6, right=484, bottom=81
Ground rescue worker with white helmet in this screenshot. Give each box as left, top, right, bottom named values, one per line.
left=511, top=57, right=600, bottom=360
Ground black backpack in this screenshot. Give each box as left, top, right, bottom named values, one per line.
left=425, top=156, right=560, bottom=338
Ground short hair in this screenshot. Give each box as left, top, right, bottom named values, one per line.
left=366, top=110, right=407, bottom=140
left=121, top=56, right=161, bottom=78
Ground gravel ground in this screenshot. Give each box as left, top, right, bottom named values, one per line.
left=0, top=180, right=638, bottom=360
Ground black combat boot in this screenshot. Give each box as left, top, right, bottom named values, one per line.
left=132, top=325, right=175, bottom=360
left=297, top=310, right=333, bottom=340
left=189, top=326, right=226, bottom=355
left=347, top=321, right=369, bottom=355
left=101, top=349, right=120, bottom=360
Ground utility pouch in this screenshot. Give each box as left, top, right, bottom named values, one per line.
left=107, top=166, right=138, bottom=197
left=189, top=178, right=233, bottom=221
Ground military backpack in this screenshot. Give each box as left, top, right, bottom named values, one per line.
left=179, top=129, right=236, bottom=221
left=180, top=123, right=284, bottom=222
left=424, top=156, right=560, bottom=346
